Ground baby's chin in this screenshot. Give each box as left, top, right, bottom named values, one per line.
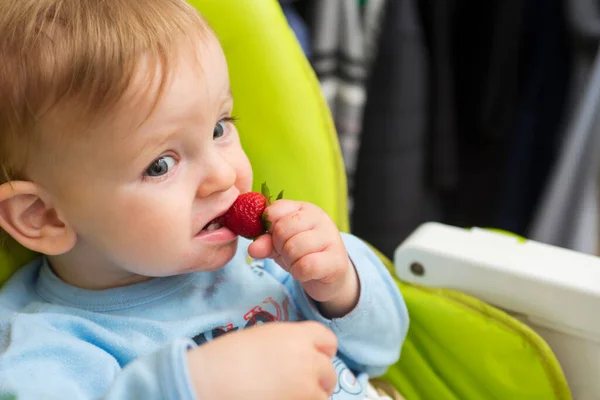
left=177, top=239, right=239, bottom=274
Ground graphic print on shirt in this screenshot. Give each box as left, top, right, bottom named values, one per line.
left=191, top=294, right=295, bottom=345
left=191, top=259, right=296, bottom=345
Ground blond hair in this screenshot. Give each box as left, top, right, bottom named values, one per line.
left=0, top=0, right=209, bottom=184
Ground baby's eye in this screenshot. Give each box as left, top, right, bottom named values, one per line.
left=145, top=156, right=176, bottom=177
left=213, top=120, right=227, bottom=139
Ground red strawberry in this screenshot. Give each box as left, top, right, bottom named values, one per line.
left=216, top=183, right=283, bottom=239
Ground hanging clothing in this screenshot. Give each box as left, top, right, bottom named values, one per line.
left=351, top=0, right=430, bottom=258
left=418, top=0, right=528, bottom=230
left=495, top=0, right=572, bottom=236
left=526, top=0, right=598, bottom=254
left=352, top=0, right=573, bottom=257
left=528, top=47, right=600, bottom=254
left=310, top=0, right=387, bottom=209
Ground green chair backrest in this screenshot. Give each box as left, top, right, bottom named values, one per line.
left=0, top=1, right=572, bottom=399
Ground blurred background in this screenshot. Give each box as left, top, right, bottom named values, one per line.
left=279, top=0, right=600, bottom=259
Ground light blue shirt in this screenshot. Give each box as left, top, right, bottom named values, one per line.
left=0, top=233, right=408, bottom=399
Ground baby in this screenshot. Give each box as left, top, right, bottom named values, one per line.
left=0, top=1, right=408, bottom=399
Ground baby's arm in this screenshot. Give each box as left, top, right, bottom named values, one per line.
left=0, top=315, right=197, bottom=400
left=249, top=200, right=409, bottom=377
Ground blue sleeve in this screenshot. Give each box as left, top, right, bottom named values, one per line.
left=264, top=233, right=410, bottom=377
left=0, top=314, right=198, bottom=400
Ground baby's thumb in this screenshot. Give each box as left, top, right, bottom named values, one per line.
left=247, top=234, right=274, bottom=259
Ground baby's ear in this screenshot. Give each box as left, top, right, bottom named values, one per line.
left=0, top=181, right=76, bottom=255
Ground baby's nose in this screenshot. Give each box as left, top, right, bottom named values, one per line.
left=196, top=156, right=236, bottom=197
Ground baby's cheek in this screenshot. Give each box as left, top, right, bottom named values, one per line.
left=111, top=229, right=181, bottom=276
left=110, top=208, right=179, bottom=255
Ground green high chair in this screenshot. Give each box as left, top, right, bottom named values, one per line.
left=0, top=1, right=572, bottom=399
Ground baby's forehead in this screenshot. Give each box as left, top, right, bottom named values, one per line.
left=50, top=34, right=225, bottom=137
left=111, top=35, right=229, bottom=135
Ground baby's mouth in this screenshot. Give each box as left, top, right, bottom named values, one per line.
left=197, top=206, right=229, bottom=235
left=201, top=221, right=223, bottom=232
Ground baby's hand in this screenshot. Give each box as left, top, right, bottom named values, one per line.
left=188, top=321, right=338, bottom=400
left=249, top=200, right=360, bottom=318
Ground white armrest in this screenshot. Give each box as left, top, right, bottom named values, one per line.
left=394, top=222, right=600, bottom=339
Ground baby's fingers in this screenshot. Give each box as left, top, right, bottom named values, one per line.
left=268, top=202, right=323, bottom=254
left=281, top=230, right=327, bottom=269
left=248, top=235, right=286, bottom=268
left=290, top=251, right=339, bottom=283
left=263, top=199, right=302, bottom=228
left=248, top=235, right=276, bottom=259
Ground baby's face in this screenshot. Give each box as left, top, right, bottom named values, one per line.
left=35, top=34, right=252, bottom=280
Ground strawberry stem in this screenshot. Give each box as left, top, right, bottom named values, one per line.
left=261, top=182, right=271, bottom=200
